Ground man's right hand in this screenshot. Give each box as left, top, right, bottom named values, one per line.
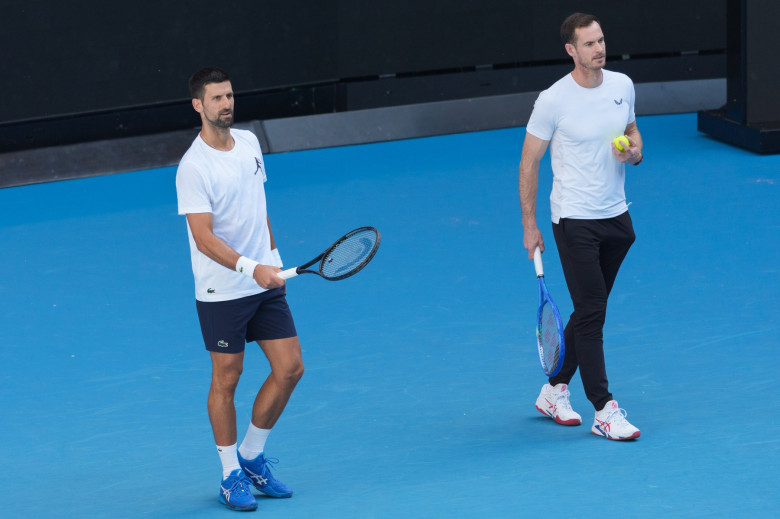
left=253, top=265, right=285, bottom=289
left=523, top=223, right=544, bottom=260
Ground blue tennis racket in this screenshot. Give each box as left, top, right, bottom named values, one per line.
left=533, top=247, right=565, bottom=377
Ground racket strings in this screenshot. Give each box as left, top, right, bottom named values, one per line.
left=539, top=303, right=561, bottom=372
left=320, top=229, right=379, bottom=279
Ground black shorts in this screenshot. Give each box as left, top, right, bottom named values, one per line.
left=196, top=287, right=298, bottom=354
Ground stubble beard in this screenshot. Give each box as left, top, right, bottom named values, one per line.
left=207, top=110, right=234, bottom=129
left=586, top=51, right=606, bottom=72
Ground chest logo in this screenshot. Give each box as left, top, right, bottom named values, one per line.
left=614, top=98, right=624, bottom=105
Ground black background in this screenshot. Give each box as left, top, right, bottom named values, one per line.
left=0, top=0, right=727, bottom=151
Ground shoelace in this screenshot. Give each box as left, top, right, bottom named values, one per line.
left=260, top=456, right=281, bottom=476
left=226, top=474, right=253, bottom=496
left=603, top=407, right=629, bottom=425
left=555, top=389, right=574, bottom=410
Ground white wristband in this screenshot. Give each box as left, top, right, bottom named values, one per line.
left=271, top=248, right=282, bottom=267
left=235, top=256, right=259, bottom=278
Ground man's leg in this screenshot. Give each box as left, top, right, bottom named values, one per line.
left=208, top=351, right=258, bottom=509
left=600, top=212, right=635, bottom=298
left=237, top=337, right=303, bottom=498
left=252, top=336, right=304, bottom=429
left=208, top=351, right=245, bottom=446
left=551, top=218, right=612, bottom=410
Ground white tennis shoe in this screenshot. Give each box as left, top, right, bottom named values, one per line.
left=592, top=400, right=641, bottom=440
left=535, top=383, right=582, bottom=426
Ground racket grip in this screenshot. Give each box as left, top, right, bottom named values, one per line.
left=277, top=267, right=299, bottom=280
left=533, top=247, right=544, bottom=278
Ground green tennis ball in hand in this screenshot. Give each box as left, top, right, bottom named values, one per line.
left=613, top=135, right=630, bottom=152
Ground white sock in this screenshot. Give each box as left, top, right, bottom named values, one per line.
left=217, top=444, right=241, bottom=479
left=239, top=423, right=271, bottom=460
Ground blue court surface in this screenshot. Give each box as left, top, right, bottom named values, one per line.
left=1, top=113, right=778, bottom=518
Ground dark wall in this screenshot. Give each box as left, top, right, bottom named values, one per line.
left=2, top=2, right=339, bottom=122
left=338, top=0, right=725, bottom=74
left=0, top=0, right=726, bottom=152
left=739, top=0, right=780, bottom=123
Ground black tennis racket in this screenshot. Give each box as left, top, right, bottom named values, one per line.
left=277, top=227, right=381, bottom=281
left=533, top=247, right=565, bottom=377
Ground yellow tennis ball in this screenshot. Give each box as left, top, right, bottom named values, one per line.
left=613, top=135, right=630, bottom=152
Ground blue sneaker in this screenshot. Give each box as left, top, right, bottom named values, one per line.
left=219, top=469, right=258, bottom=511
left=238, top=452, right=293, bottom=498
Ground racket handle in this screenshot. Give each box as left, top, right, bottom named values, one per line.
left=277, top=267, right=299, bottom=280
left=533, top=247, right=544, bottom=278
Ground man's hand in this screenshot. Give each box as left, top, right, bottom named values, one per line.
left=522, top=218, right=544, bottom=260
left=611, top=134, right=642, bottom=165
left=253, top=265, right=285, bottom=289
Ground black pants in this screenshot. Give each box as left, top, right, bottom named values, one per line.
left=549, top=212, right=635, bottom=411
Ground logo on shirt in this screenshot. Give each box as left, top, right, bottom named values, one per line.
left=254, top=158, right=263, bottom=175
left=614, top=98, right=624, bottom=105
left=207, top=288, right=215, bottom=294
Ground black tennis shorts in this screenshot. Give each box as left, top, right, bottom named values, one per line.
left=196, top=287, right=297, bottom=353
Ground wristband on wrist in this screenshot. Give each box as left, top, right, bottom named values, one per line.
left=271, top=248, right=282, bottom=267
left=235, top=256, right=259, bottom=278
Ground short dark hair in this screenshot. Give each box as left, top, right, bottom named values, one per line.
left=189, top=67, right=230, bottom=99
left=560, top=13, right=601, bottom=46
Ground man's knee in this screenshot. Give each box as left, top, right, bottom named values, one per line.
left=261, top=337, right=304, bottom=386
left=572, top=304, right=607, bottom=336
left=272, top=356, right=304, bottom=387
left=211, top=360, right=244, bottom=393
left=283, top=358, right=305, bottom=384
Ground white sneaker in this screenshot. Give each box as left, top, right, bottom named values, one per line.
left=592, top=400, right=641, bottom=440
left=535, top=383, right=582, bottom=426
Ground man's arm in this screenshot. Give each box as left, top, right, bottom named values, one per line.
left=266, top=215, right=284, bottom=268
left=519, top=133, right=550, bottom=260
left=267, top=215, right=277, bottom=250
left=186, top=212, right=284, bottom=289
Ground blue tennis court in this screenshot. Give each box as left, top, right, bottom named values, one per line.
left=1, top=112, right=778, bottom=518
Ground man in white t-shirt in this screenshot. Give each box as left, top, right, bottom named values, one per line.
left=176, top=68, right=302, bottom=511
left=519, top=14, right=644, bottom=441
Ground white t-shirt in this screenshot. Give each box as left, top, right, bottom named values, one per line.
left=526, top=69, right=636, bottom=223
left=176, top=129, right=281, bottom=302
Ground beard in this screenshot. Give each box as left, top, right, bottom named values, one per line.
left=206, top=109, right=234, bottom=129
left=581, top=53, right=605, bottom=71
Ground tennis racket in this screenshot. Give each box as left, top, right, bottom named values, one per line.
left=533, top=247, right=565, bottom=377
left=277, top=227, right=381, bottom=281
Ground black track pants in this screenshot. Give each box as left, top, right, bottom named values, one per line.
left=549, top=211, right=635, bottom=411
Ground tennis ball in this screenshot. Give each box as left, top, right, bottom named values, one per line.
left=613, top=135, right=630, bottom=152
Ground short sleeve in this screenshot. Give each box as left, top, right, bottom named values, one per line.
left=176, top=161, right=212, bottom=215
left=525, top=90, right=556, bottom=141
